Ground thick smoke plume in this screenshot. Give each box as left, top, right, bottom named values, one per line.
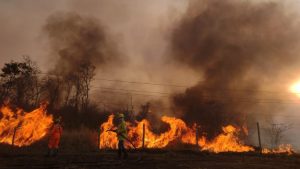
left=41, top=12, right=122, bottom=121
left=44, top=12, right=119, bottom=76
left=171, top=0, right=300, bottom=139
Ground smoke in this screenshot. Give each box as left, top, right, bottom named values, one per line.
left=170, top=0, right=300, bottom=139
left=44, top=12, right=120, bottom=76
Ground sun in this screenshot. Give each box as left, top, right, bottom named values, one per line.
left=289, top=81, right=300, bottom=97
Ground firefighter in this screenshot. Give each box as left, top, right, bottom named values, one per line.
left=115, top=113, right=128, bottom=159
left=47, top=116, right=63, bottom=157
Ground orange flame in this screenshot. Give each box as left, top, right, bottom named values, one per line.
left=99, top=114, right=254, bottom=153
left=262, top=144, right=294, bottom=155
left=99, top=115, right=118, bottom=149
left=0, top=103, right=53, bottom=147
left=99, top=115, right=196, bottom=149
left=200, top=125, right=254, bottom=153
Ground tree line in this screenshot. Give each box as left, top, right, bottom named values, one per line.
left=0, top=56, right=105, bottom=129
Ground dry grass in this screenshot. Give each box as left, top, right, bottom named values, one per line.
left=59, top=126, right=99, bottom=153
left=0, top=126, right=99, bottom=155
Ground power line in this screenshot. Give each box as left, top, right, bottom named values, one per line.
left=92, top=90, right=171, bottom=98
left=91, top=87, right=172, bottom=95
left=95, top=100, right=300, bottom=118
left=36, top=72, right=300, bottom=97
left=93, top=78, right=189, bottom=88
left=93, top=78, right=299, bottom=96
left=90, top=87, right=300, bottom=104
left=91, top=90, right=300, bottom=105
left=37, top=72, right=190, bottom=88
left=91, top=87, right=300, bottom=102
left=92, top=78, right=292, bottom=96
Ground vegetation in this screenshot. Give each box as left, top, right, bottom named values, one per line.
left=0, top=57, right=108, bottom=130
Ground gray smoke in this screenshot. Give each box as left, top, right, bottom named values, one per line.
left=44, top=12, right=120, bottom=75
left=170, top=0, right=300, bottom=139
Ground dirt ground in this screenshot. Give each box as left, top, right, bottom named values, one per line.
left=1, top=149, right=300, bottom=169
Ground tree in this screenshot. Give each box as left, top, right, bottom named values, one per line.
left=41, top=74, right=62, bottom=109
left=79, top=63, right=95, bottom=110
left=0, top=56, right=40, bottom=108
left=58, top=62, right=95, bottom=111
left=267, top=123, right=292, bottom=148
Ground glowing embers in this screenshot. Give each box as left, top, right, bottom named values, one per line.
left=262, top=144, right=294, bottom=155
left=0, top=103, right=53, bottom=147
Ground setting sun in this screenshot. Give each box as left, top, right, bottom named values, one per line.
left=290, top=81, right=300, bottom=97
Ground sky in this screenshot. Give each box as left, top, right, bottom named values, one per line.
left=0, top=0, right=187, bottom=70
left=0, top=0, right=198, bottom=100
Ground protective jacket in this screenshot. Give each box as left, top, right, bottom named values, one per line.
left=48, top=123, right=63, bottom=149
left=116, top=120, right=127, bottom=141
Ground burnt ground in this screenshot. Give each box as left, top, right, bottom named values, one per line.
left=0, top=149, right=300, bottom=169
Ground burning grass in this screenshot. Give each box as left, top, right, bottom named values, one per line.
left=0, top=105, right=295, bottom=156
left=0, top=103, right=53, bottom=147
left=100, top=115, right=254, bottom=153
left=262, top=144, right=294, bottom=155
left=99, top=114, right=295, bottom=155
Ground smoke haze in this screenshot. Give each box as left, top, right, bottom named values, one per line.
left=170, top=0, right=300, bottom=139
left=1, top=0, right=300, bottom=149
left=44, top=12, right=120, bottom=76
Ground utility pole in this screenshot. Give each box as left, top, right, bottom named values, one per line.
left=12, top=127, right=17, bottom=147
left=195, top=124, right=199, bottom=148
left=98, top=126, right=101, bottom=150
left=142, top=123, right=145, bottom=149
left=130, top=94, right=133, bottom=114
left=257, top=122, right=262, bottom=152
left=12, top=123, right=21, bottom=147
left=127, top=94, right=134, bottom=121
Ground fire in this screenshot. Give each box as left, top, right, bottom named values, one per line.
left=0, top=103, right=53, bottom=147
left=200, top=125, right=254, bottom=153
left=100, top=115, right=198, bottom=149
left=136, top=116, right=197, bottom=148
left=262, top=144, right=294, bottom=155
left=99, top=114, right=254, bottom=153
left=99, top=115, right=118, bottom=149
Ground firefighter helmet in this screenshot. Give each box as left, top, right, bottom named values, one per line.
left=117, top=113, right=125, bottom=119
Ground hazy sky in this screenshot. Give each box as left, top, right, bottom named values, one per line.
left=0, top=0, right=187, bottom=69
left=0, top=0, right=199, bottom=95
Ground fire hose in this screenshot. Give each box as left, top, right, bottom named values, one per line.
left=106, top=129, right=137, bottom=149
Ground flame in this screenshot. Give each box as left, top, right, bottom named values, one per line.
left=262, top=144, right=294, bottom=155
left=99, top=115, right=118, bottom=149
left=99, top=115, right=197, bottom=149
left=200, top=125, right=254, bottom=153
left=99, top=114, right=254, bottom=153
left=0, top=103, right=53, bottom=147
